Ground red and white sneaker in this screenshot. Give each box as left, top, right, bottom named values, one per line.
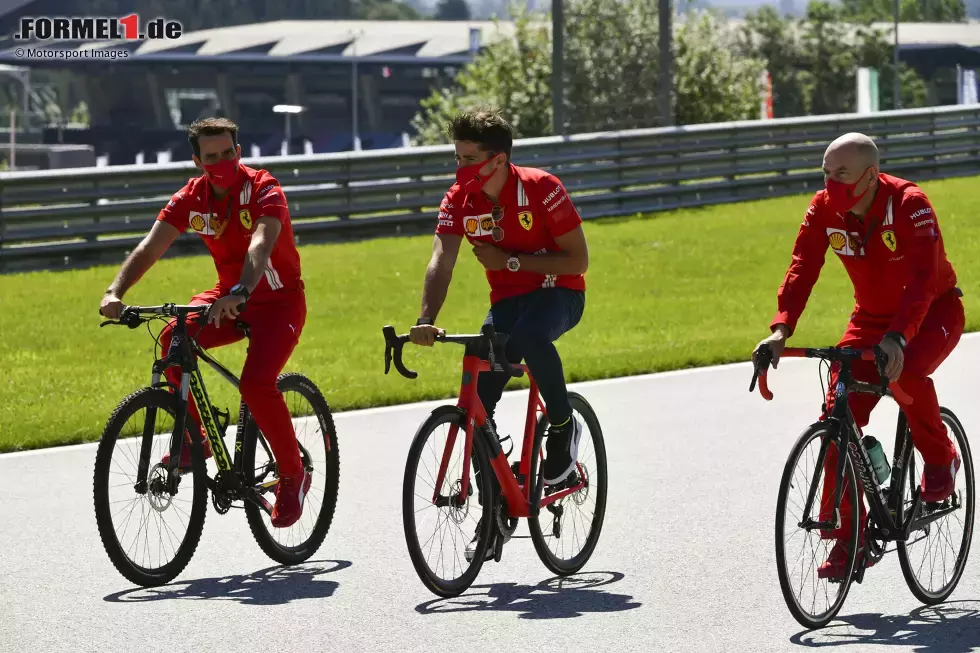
left=271, top=470, right=312, bottom=529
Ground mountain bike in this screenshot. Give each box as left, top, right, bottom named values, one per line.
left=382, top=323, right=608, bottom=598
left=93, top=303, right=340, bottom=587
left=751, top=343, right=974, bottom=630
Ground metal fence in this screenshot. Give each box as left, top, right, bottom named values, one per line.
left=2, top=104, right=980, bottom=273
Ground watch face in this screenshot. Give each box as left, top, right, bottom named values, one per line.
left=507, top=258, right=519, bottom=271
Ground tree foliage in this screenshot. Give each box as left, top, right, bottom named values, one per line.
left=434, top=0, right=472, bottom=20
left=736, top=2, right=928, bottom=118
left=674, top=11, right=766, bottom=126
left=839, top=0, right=966, bottom=22
left=410, top=1, right=767, bottom=144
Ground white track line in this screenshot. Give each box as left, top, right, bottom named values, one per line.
left=4, top=331, right=977, bottom=460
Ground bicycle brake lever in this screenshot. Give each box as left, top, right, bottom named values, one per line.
left=382, top=325, right=417, bottom=380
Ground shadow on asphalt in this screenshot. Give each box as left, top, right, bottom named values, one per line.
left=102, top=559, right=352, bottom=605
left=790, top=601, right=980, bottom=652
left=415, top=570, right=642, bottom=619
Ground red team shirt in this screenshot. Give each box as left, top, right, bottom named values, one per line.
left=157, top=164, right=303, bottom=297
left=437, top=163, right=586, bottom=304
left=772, top=173, right=958, bottom=342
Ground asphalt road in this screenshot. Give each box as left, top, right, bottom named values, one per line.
left=2, top=334, right=980, bottom=653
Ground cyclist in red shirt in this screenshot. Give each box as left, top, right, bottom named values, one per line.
left=409, top=108, right=589, bottom=561
left=99, top=117, right=310, bottom=529
left=753, top=132, right=965, bottom=580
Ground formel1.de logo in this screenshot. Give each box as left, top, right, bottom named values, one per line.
left=14, top=15, right=183, bottom=41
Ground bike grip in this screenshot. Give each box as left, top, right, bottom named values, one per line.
left=393, top=344, right=418, bottom=380
left=758, top=369, right=774, bottom=401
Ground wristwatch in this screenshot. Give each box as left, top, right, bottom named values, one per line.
left=416, top=316, right=434, bottom=326
left=506, top=256, right=521, bottom=272
left=229, top=283, right=250, bottom=301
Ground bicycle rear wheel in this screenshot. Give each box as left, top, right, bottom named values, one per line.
left=243, top=373, right=340, bottom=565
left=402, top=405, right=494, bottom=598
left=897, top=407, right=974, bottom=604
left=93, top=387, right=208, bottom=587
left=775, top=422, right=860, bottom=630
left=528, top=392, right=608, bottom=576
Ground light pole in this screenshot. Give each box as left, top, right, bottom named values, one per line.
left=273, top=104, right=305, bottom=156
left=893, top=0, right=901, bottom=109
left=350, top=29, right=365, bottom=151
left=552, top=0, right=564, bottom=135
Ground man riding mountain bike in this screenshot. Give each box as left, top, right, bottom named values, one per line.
left=753, top=132, right=965, bottom=581
left=408, top=107, right=590, bottom=560
left=99, top=117, right=311, bottom=529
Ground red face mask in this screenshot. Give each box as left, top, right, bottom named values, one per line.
left=825, top=167, right=873, bottom=213
left=456, top=157, right=499, bottom=194
left=202, top=156, right=240, bottom=188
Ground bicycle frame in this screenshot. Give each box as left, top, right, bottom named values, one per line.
left=435, top=344, right=587, bottom=520
left=773, top=354, right=961, bottom=545
left=133, top=314, right=276, bottom=498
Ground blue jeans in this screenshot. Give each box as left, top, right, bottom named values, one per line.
left=477, top=287, right=585, bottom=425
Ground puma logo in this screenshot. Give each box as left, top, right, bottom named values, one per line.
left=942, top=326, right=948, bottom=339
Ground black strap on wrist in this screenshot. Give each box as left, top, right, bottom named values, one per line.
left=416, top=316, right=434, bottom=326
left=884, top=331, right=906, bottom=351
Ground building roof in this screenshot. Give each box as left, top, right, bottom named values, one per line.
left=73, top=19, right=517, bottom=62
left=1, top=16, right=977, bottom=66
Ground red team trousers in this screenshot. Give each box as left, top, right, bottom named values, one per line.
left=820, top=289, right=965, bottom=539
left=158, top=285, right=308, bottom=478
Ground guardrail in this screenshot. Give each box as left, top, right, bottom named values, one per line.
left=2, top=104, right=980, bottom=273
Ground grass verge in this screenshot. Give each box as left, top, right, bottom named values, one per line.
left=1, top=175, right=978, bottom=451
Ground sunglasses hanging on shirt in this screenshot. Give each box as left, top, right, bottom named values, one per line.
left=490, top=205, right=505, bottom=243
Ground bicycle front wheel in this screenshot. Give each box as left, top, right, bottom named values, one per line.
left=528, top=392, right=608, bottom=576
left=897, top=407, right=975, bottom=604
left=402, top=405, right=494, bottom=598
left=243, top=373, right=340, bottom=565
left=775, top=422, right=860, bottom=630
left=93, top=387, right=208, bottom=587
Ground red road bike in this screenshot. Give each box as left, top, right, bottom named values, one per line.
left=383, top=323, right=608, bottom=597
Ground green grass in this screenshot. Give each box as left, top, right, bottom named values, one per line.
left=2, top=175, right=978, bottom=452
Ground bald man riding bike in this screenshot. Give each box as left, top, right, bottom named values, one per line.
left=753, top=132, right=965, bottom=581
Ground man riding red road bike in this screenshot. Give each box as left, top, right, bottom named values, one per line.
left=753, top=132, right=965, bottom=581
left=99, top=117, right=310, bottom=529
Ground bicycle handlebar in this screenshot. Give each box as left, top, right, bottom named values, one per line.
left=382, top=323, right=525, bottom=380
left=99, top=304, right=211, bottom=330
left=750, top=344, right=913, bottom=405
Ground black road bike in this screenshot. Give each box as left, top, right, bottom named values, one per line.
left=751, top=343, right=974, bottom=629
left=93, top=303, right=340, bottom=587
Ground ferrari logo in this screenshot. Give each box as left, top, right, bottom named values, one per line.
left=239, top=209, right=252, bottom=230
left=519, top=211, right=533, bottom=231
left=881, top=230, right=897, bottom=252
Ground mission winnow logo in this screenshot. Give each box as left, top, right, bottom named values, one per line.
left=14, top=14, right=183, bottom=41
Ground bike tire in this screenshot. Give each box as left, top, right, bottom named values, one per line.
left=93, top=387, right=208, bottom=587
left=775, top=422, right=860, bottom=630
left=402, top=405, right=494, bottom=598
left=243, top=373, right=340, bottom=565
left=528, top=392, right=608, bottom=576
left=896, top=406, right=975, bottom=604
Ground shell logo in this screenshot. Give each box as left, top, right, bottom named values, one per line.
left=189, top=214, right=206, bottom=232
left=465, top=218, right=478, bottom=234
left=829, top=232, right=846, bottom=251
